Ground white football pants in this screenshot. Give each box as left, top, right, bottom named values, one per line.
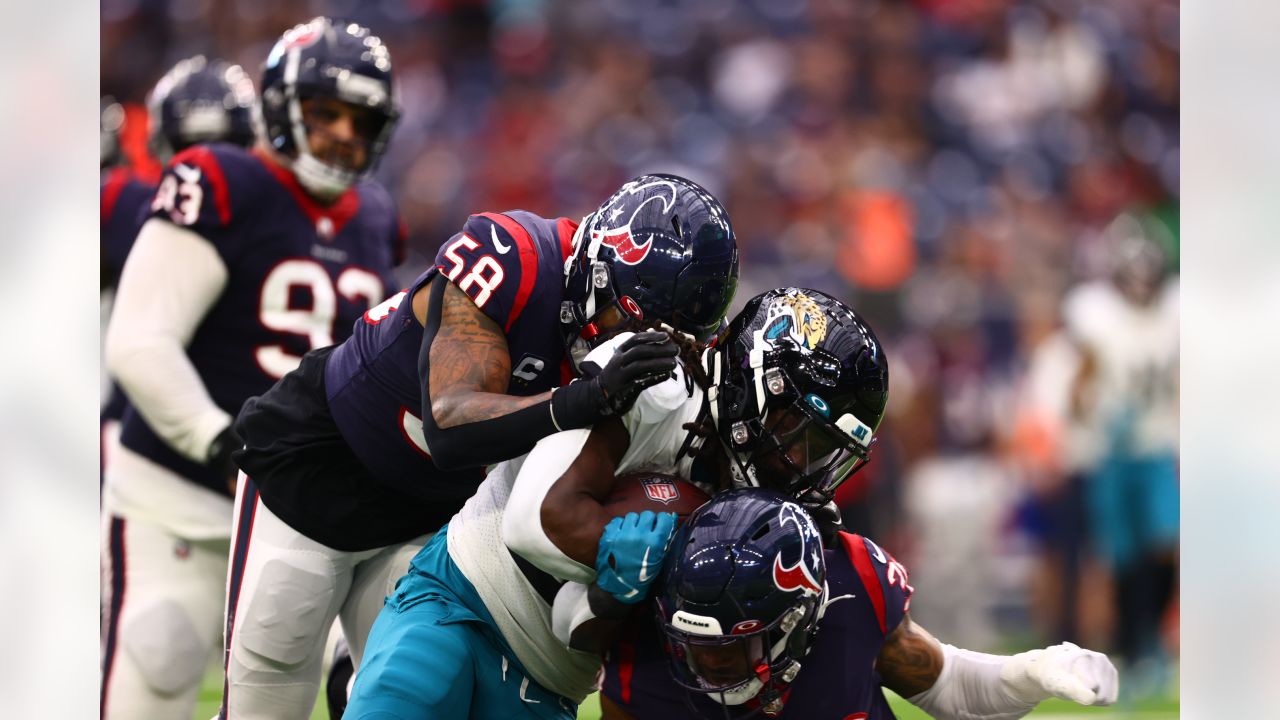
left=220, top=473, right=428, bottom=720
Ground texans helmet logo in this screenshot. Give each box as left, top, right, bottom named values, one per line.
left=282, top=19, right=324, bottom=50
left=771, top=502, right=823, bottom=597
left=591, top=179, right=678, bottom=265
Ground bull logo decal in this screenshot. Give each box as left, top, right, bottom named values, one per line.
left=591, top=178, right=678, bottom=265
left=771, top=502, right=823, bottom=597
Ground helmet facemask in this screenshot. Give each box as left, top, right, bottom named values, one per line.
left=285, top=91, right=396, bottom=201
left=656, top=492, right=828, bottom=717
left=713, top=348, right=875, bottom=501
left=560, top=212, right=660, bottom=371
left=661, top=601, right=817, bottom=712
left=261, top=18, right=399, bottom=201
left=560, top=173, right=738, bottom=371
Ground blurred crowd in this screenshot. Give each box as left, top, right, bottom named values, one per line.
left=103, top=0, right=1179, bottom=696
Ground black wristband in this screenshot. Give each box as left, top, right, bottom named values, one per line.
left=549, top=377, right=605, bottom=431
left=586, top=582, right=635, bottom=621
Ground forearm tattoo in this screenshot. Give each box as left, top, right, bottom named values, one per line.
left=429, top=282, right=550, bottom=428
left=876, top=615, right=945, bottom=698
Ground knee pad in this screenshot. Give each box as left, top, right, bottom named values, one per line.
left=121, top=599, right=208, bottom=695
left=236, top=558, right=336, bottom=671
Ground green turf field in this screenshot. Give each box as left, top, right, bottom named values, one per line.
left=194, top=671, right=1179, bottom=719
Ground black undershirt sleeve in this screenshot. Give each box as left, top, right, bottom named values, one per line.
left=417, top=274, right=602, bottom=470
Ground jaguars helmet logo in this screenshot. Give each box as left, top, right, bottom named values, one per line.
left=761, top=292, right=827, bottom=350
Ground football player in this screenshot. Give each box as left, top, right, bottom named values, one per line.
left=222, top=172, right=739, bottom=719
left=101, top=18, right=403, bottom=720
left=101, top=57, right=257, bottom=475
left=613, top=488, right=1118, bottom=719
left=1064, top=214, right=1179, bottom=688
left=342, top=288, right=887, bottom=718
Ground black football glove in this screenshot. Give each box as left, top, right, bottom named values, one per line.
left=552, top=331, right=678, bottom=427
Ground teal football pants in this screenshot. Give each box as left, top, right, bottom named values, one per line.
left=345, top=528, right=576, bottom=720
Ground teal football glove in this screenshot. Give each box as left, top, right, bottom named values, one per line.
left=595, top=510, right=678, bottom=604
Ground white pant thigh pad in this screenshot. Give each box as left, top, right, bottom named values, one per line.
left=122, top=599, right=207, bottom=695
left=236, top=556, right=339, bottom=669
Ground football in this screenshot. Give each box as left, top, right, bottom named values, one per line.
left=601, top=470, right=710, bottom=521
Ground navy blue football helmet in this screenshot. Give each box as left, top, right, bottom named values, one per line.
left=101, top=96, right=126, bottom=168
left=560, top=174, right=739, bottom=369
left=259, top=17, right=399, bottom=198
left=708, top=288, right=889, bottom=500
left=657, top=488, right=826, bottom=715
left=147, top=56, right=256, bottom=163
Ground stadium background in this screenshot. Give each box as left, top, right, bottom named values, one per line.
left=101, top=0, right=1180, bottom=717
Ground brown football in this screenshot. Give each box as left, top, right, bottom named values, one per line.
left=568, top=471, right=712, bottom=656
left=600, top=470, right=711, bottom=521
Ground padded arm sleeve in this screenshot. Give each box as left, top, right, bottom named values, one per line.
left=905, top=644, right=1040, bottom=720
left=416, top=273, right=562, bottom=470
left=501, top=427, right=596, bottom=583
left=104, top=217, right=231, bottom=463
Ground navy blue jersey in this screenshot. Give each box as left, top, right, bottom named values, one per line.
left=101, top=166, right=157, bottom=290
left=101, top=167, right=158, bottom=422
left=118, top=142, right=400, bottom=496
left=323, top=210, right=578, bottom=497
left=603, top=532, right=914, bottom=720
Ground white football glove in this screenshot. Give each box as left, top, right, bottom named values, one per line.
left=1001, top=642, right=1119, bottom=706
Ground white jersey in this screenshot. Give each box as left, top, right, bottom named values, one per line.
left=1062, top=277, right=1179, bottom=458
left=446, top=333, right=707, bottom=703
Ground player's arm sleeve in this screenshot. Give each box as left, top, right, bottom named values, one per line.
left=898, top=636, right=1118, bottom=719
left=416, top=212, right=575, bottom=469
left=104, top=217, right=231, bottom=463
left=416, top=273, right=562, bottom=470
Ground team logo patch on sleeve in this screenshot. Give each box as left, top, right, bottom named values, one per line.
left=641, top=476, right=681, bottom=505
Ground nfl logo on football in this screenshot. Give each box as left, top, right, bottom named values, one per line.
left=641, top=477, right=680, bottom=505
